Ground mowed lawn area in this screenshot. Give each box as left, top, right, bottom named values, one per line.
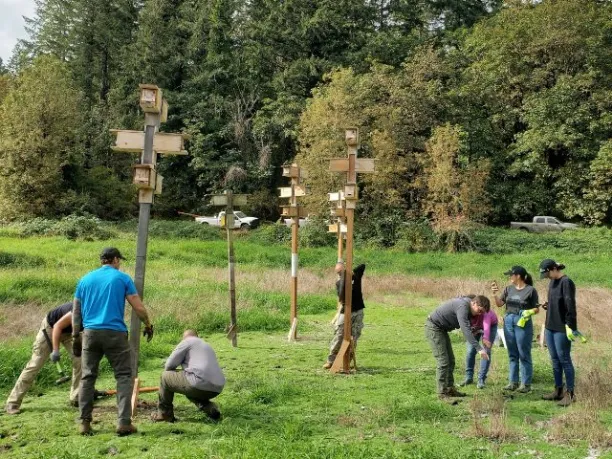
left=0, top=229, right=611, bottom=458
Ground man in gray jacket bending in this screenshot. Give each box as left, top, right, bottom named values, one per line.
left=425, top=295, right=491, bottom=399
left=152, top=330, right=225, bottom=422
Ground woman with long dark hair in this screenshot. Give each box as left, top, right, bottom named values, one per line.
left=491, top=266, right=539, bottom=393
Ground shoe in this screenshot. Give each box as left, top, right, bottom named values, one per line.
left=79, top=421, right=93, bottom=436
left=198, top=401, right=221, bottom=421
left=116, top=424, right=137, bottom=436
left=322, top=361, right=332, bottom=369
left=557, top=390, right=575, bottom=407
left=542, top=386, right=564, bottom=401
left=5, top=404, right=20, bottom=415
left=503, top=382, right=519, bottom=391
left=446, top=387, right=467, bottom=397
left=477, top=380, right=485, bottom=389
left=517, top=384, right=531, bottom=393
left=459, top=378, right=473, bottom=387
left=151, top=411, right=176, bottom=423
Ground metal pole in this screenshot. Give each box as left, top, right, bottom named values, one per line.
left=130, top=119, right=157, bottom=376
left=226, top=191, right=238, bottom=347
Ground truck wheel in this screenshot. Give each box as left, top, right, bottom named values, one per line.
left=519, top=227, right=529, bottom=232
left=240, top=223, right=249, bottom=230
left=201, top=222, right=209, bottom=226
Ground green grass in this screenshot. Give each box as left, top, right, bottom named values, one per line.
left=1, top=228, right=611, bottom=457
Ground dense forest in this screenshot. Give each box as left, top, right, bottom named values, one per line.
left=0, top=0, right=610, bottom=235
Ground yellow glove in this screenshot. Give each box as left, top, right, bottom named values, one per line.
left=517, top=309, right=536, bottom=328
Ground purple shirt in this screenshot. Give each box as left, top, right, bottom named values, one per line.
left=470, top=311, right=499, bottom=342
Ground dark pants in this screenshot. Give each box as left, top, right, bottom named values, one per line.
left=159, top=371, right=219, bottom=416
left=466, top=324, right=497, bottom=383
left=545, top=328, right=575, bottom=391
left=425, top=320, right=455, bottom=394
left=79, top=329, right=133, bottom=426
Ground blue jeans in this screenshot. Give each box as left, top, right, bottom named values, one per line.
left=545, top=328, right=575, bottom=391
left=504, top=313, right=533, bottom=385
left=466, top=325, right=497, bottom=382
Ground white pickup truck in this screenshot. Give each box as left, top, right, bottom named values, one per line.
left=195, top=211, right=259, bottom=230
left=510, top=216, right=578, bottom=233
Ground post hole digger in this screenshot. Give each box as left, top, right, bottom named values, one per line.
left=41, top=329, right=72, bottom=385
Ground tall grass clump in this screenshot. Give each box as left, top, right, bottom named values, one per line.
left=20, top=215, right=115, bottom=241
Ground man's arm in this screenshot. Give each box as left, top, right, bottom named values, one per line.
left=457, top=307, right=483, bottom=352
left=126, top=294, right=151, bottom=326
left=164, top=341, right=190, bottom=371
left=353, top=264, right=366, bottom=280
left=563, top=278, right=578, bottom=331
left=52, top=312, right=72, bottom=351
left=72, top=298, right=82, bottom=337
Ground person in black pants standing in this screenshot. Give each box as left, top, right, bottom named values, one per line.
left=539, top=259, right=577, bottom=407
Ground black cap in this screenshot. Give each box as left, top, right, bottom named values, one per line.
left=539, top=259, right=565, bottom=278
left=503, top=266, right=527, bottom=277
left=100, top=247, right=125, bottom=262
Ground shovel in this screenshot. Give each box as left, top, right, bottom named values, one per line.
left=55, top=362, right=70, bottom=385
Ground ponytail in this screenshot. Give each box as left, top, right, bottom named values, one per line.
left=524, top=273, right=533, bottom=286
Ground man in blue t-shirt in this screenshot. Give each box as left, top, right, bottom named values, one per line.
left=72, top=247, right=153, bottom=436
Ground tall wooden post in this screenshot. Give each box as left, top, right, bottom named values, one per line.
left=110, top=85, right=187, bottom=377
left=280, top=163, right=308, bottom=341
left=328, top=129, right=375, bottom=373
left=209, top=191, right=249, bottom=347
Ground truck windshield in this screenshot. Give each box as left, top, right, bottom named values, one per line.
left=235, top=211, right=246, bottom=218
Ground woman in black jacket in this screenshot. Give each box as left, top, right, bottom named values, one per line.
left=539, top=259, right=577, bottom=406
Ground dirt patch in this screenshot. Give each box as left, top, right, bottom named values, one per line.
left=0, top=302, right=46, bottom=340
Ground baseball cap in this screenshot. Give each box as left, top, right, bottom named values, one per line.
left=503, top=265, right=527, bottom=277
left=100, top=247, right=125, bottom=262
left=539, top=259, right=565, bottom=278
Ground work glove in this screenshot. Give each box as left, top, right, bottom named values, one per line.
left=565, top=325, right=587, bottom=343
left=143, top=324, right=154, bottom=342
left=517, top=309, right=536, bottom=328
left=72, top=334, right=82, bottom=358
left=50, top=350, right=61, bottom=363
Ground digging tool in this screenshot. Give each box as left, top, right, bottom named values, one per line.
left=94, top=386, right=159, bottom=399
left=41, top=328, right=71, bottom=384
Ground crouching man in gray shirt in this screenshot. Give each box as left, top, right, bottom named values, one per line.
left=152, top=330, right=225, bottom=422
left=425, top=295, right=491, bottom=400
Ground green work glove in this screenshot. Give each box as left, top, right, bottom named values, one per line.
left=517, top=309, right=536, bottom=328
left=566, top=326, right=587, bottom=343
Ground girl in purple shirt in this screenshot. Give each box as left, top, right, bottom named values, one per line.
left=460, top=310, right=499, bottom=389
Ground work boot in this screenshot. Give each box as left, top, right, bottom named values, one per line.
left=151, top=411, right=177, bottom=423
left=557, top=390, right=575, bottom=407
left=517, top=384, right=532, bottom=394
left=116, top=424, right=137, bottom=436
left=477, top=380, right=485, bottom=389
left=503, top=382, right=519, bottom=391
left=446, top=387, right=467, bottom=397
left=542, top=386, right=564, bottom=401
left=79, top=421, right=93, bottom=436
left=322, top=361, right=332, bottom=370
left=198, top=401, right=221, bottom=421
left=5, top=404, right=20, bottom=415
left=459, top=378, right=473, bottom=387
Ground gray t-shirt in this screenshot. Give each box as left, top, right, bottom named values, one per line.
left=500, top=285, right=539, bottom=314
left=165, top=337, right=226, bottom=393
left=428, top=297, right=482, bottom=352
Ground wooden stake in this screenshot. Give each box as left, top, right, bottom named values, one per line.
left=226, top=191, right=238, bottom=348
left=130, top=377, right=140, bottom=418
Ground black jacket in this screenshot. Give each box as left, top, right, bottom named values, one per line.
left=337, top=264, right=366, bottom=314
left=545, top=276, right=577, bottom=332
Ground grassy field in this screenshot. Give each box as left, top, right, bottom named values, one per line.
left=0, top=225, right=611, bottom=458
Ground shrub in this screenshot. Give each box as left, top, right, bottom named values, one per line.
left=246, top=223, right=292, bottom=245
left=395, top=220, right=439, bottom=252
left=300, top=218, right=335, bottom=248
left=20, top=214, right=115, bottom=241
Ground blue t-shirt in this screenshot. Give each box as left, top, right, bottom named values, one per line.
left=74, top=265, right=138, bottom=332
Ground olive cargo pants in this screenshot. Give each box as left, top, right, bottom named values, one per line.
left=425, top=319, right=456, bottom=394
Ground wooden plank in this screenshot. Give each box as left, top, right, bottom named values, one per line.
left=328, top=191, right=345, bottom=202
left=232, top=195, right=248, bottom=207
left=328, top=158, right=376, bottom=173
left=279, top=186, right=306, bottom=198
left=328, top=223, right=347, bottom=234
left=110, top=130, right=188, bottom=155
left=210, top=195, right=228, bottom=206
left=281, top=206, right=307, bottom=218
left=130, top=377, right=140, bottom=418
